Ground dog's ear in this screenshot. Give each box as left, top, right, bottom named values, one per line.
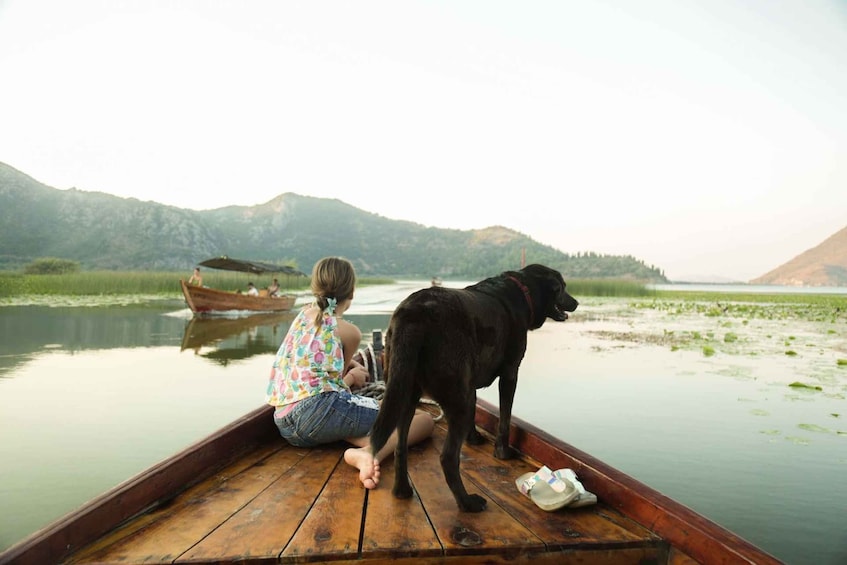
left=555, top=274, right=567, bottom=294
left=536, top=266, right=565, bottom=293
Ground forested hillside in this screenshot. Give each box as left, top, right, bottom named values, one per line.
left=0, top=162, right=667, bottom=281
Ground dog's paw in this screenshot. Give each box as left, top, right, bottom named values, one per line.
left=465, top=429, right=485, bottom=445
left=493, top=444, right=517, bottom=460
left=392, top=480, right=414, bottom=499
left=459, top=494, right=488, bottom=513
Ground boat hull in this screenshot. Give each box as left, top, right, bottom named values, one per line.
left=0, top=400, right=783, bottom=565
left=180, top=279, right=296, bottom=314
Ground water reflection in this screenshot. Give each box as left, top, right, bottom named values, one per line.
left=179, top=312, right=391, bottom=365
left=0, top=304, right=396, bottom=377
left=180, top=312, right=295, bottom=365
left=0, top=304, right=187, bottom=377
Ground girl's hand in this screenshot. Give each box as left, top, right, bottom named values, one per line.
left=344, top=361, right=368, bottom=389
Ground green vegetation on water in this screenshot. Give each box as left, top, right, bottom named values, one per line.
left=632, top=292, right=847, bottom=323
left=654, top=288, right=847, bottom=306
left=0, top=271, right=314, bottom=298
left=789, top=382, right=823, bottom=391
left=567, top=279, right=654, bottom=297
left=1, top=270, right=844, bottom=339
left=0, top=272, right=652, bottom=299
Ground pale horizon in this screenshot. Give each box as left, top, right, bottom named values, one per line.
left=1, top=1, right=846, bottom=282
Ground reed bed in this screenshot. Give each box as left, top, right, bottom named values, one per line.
left=0, top=271, right=393, bottom=297
left=2, top=272, right=841, bottom=303
left=567, top=278, right=656, bottom=297
left=0, top=273, right=651, bottom=298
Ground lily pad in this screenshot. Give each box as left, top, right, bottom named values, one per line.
left=789, top=382, right=822, bottom=391
left=798, top=423, right=831, bottom=433
left=784, top=436, right=811, bottom=446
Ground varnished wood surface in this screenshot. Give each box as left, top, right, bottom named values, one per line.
left=180, top=280, right=296, bottom=314
left=0, top=401, right=783, bottom=565
left=58, top=422, right=665, bottom=564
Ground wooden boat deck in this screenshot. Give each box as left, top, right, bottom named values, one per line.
left=2, top=400, right=782, bottom=565
left=64, top=423, right=667, bottom=564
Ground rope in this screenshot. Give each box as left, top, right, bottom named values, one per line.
left=360, top=344, right=370, bottom=376
left=353, top=381, right=444, bottom=422
left=353, top=337, right=443, bottom=421
left=356, top=381, right=385, bottom=400
left=369, top=343, right=381, bottom=381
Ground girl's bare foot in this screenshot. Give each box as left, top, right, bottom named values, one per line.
left=344, top=447, right=380, bottom=489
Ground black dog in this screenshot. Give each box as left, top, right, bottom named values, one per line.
left=369, top=264, right=578, bottom=512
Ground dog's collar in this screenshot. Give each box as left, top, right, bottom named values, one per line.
left=506, top=275, right=534, bottom=322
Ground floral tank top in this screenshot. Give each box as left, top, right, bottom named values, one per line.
left=266, top=305, right=348, bottom=409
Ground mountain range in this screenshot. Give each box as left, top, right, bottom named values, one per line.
left=3, top=161, right=844, bottom=285
left=0, top=162, right=666, bottom=281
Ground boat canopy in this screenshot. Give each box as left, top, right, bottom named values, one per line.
left=198, top=256, right=306, bottom=277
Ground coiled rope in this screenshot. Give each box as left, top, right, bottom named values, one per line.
left=353, top=343, right=443, bottom=421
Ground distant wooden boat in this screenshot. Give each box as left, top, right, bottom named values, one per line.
left=181, top=280, right=297, bottom=314
left=181, top=256, right=305, bottom=314
left=0, top=399, right=783, bottom=565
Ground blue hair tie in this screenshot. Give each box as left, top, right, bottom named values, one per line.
left=325, top=297, right=337, bottom=314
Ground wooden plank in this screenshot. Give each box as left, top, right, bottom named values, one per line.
left=67, top=442, right=285, bottom=563
left=320, top=546, right=665, bottom=565
left=473, top=400, right=783, bottom=565
left=442, top=548, right=666, bottom=564
left=280, top=449, right=365, bottom=563
left=669, top=546, right=702, bottom=565
left=360, top=440, right=443, bottom=560
left=408, top=426, right=545, bottom=558
left=70, top=446, right=305, bottom=564
left=178, top=444, right=343, bottom=564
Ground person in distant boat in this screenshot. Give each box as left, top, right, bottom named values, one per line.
left=246, top=282, right=259, bottom=296
left=266, top=256, right=434, bottom=490
left=188, top=267, right=203, bottom=287
left=268, top=278, right=281, bottom=297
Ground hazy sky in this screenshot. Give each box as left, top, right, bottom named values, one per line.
left=2, top=1, right=846, bottom=282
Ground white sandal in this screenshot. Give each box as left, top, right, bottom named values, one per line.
left=515, top=465, right=579, bottom=512
left=554, top=468, right=597, bottom=507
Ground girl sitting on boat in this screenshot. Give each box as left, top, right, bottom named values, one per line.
left=265, top=256, right=434, bottom=489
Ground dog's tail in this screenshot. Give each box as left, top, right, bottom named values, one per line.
left=368, top=321, right=422, bottom=458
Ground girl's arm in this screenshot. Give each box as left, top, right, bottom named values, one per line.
left=336, top=319, right=362, bottom=374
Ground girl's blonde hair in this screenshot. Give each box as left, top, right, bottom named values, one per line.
left=311, top=257, right=357, bottom=325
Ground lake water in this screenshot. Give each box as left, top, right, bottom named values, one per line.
left=1, top=281, right=845, bottom=564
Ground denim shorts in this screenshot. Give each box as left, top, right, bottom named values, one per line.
left=273, top=390, right=380, bottom=448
